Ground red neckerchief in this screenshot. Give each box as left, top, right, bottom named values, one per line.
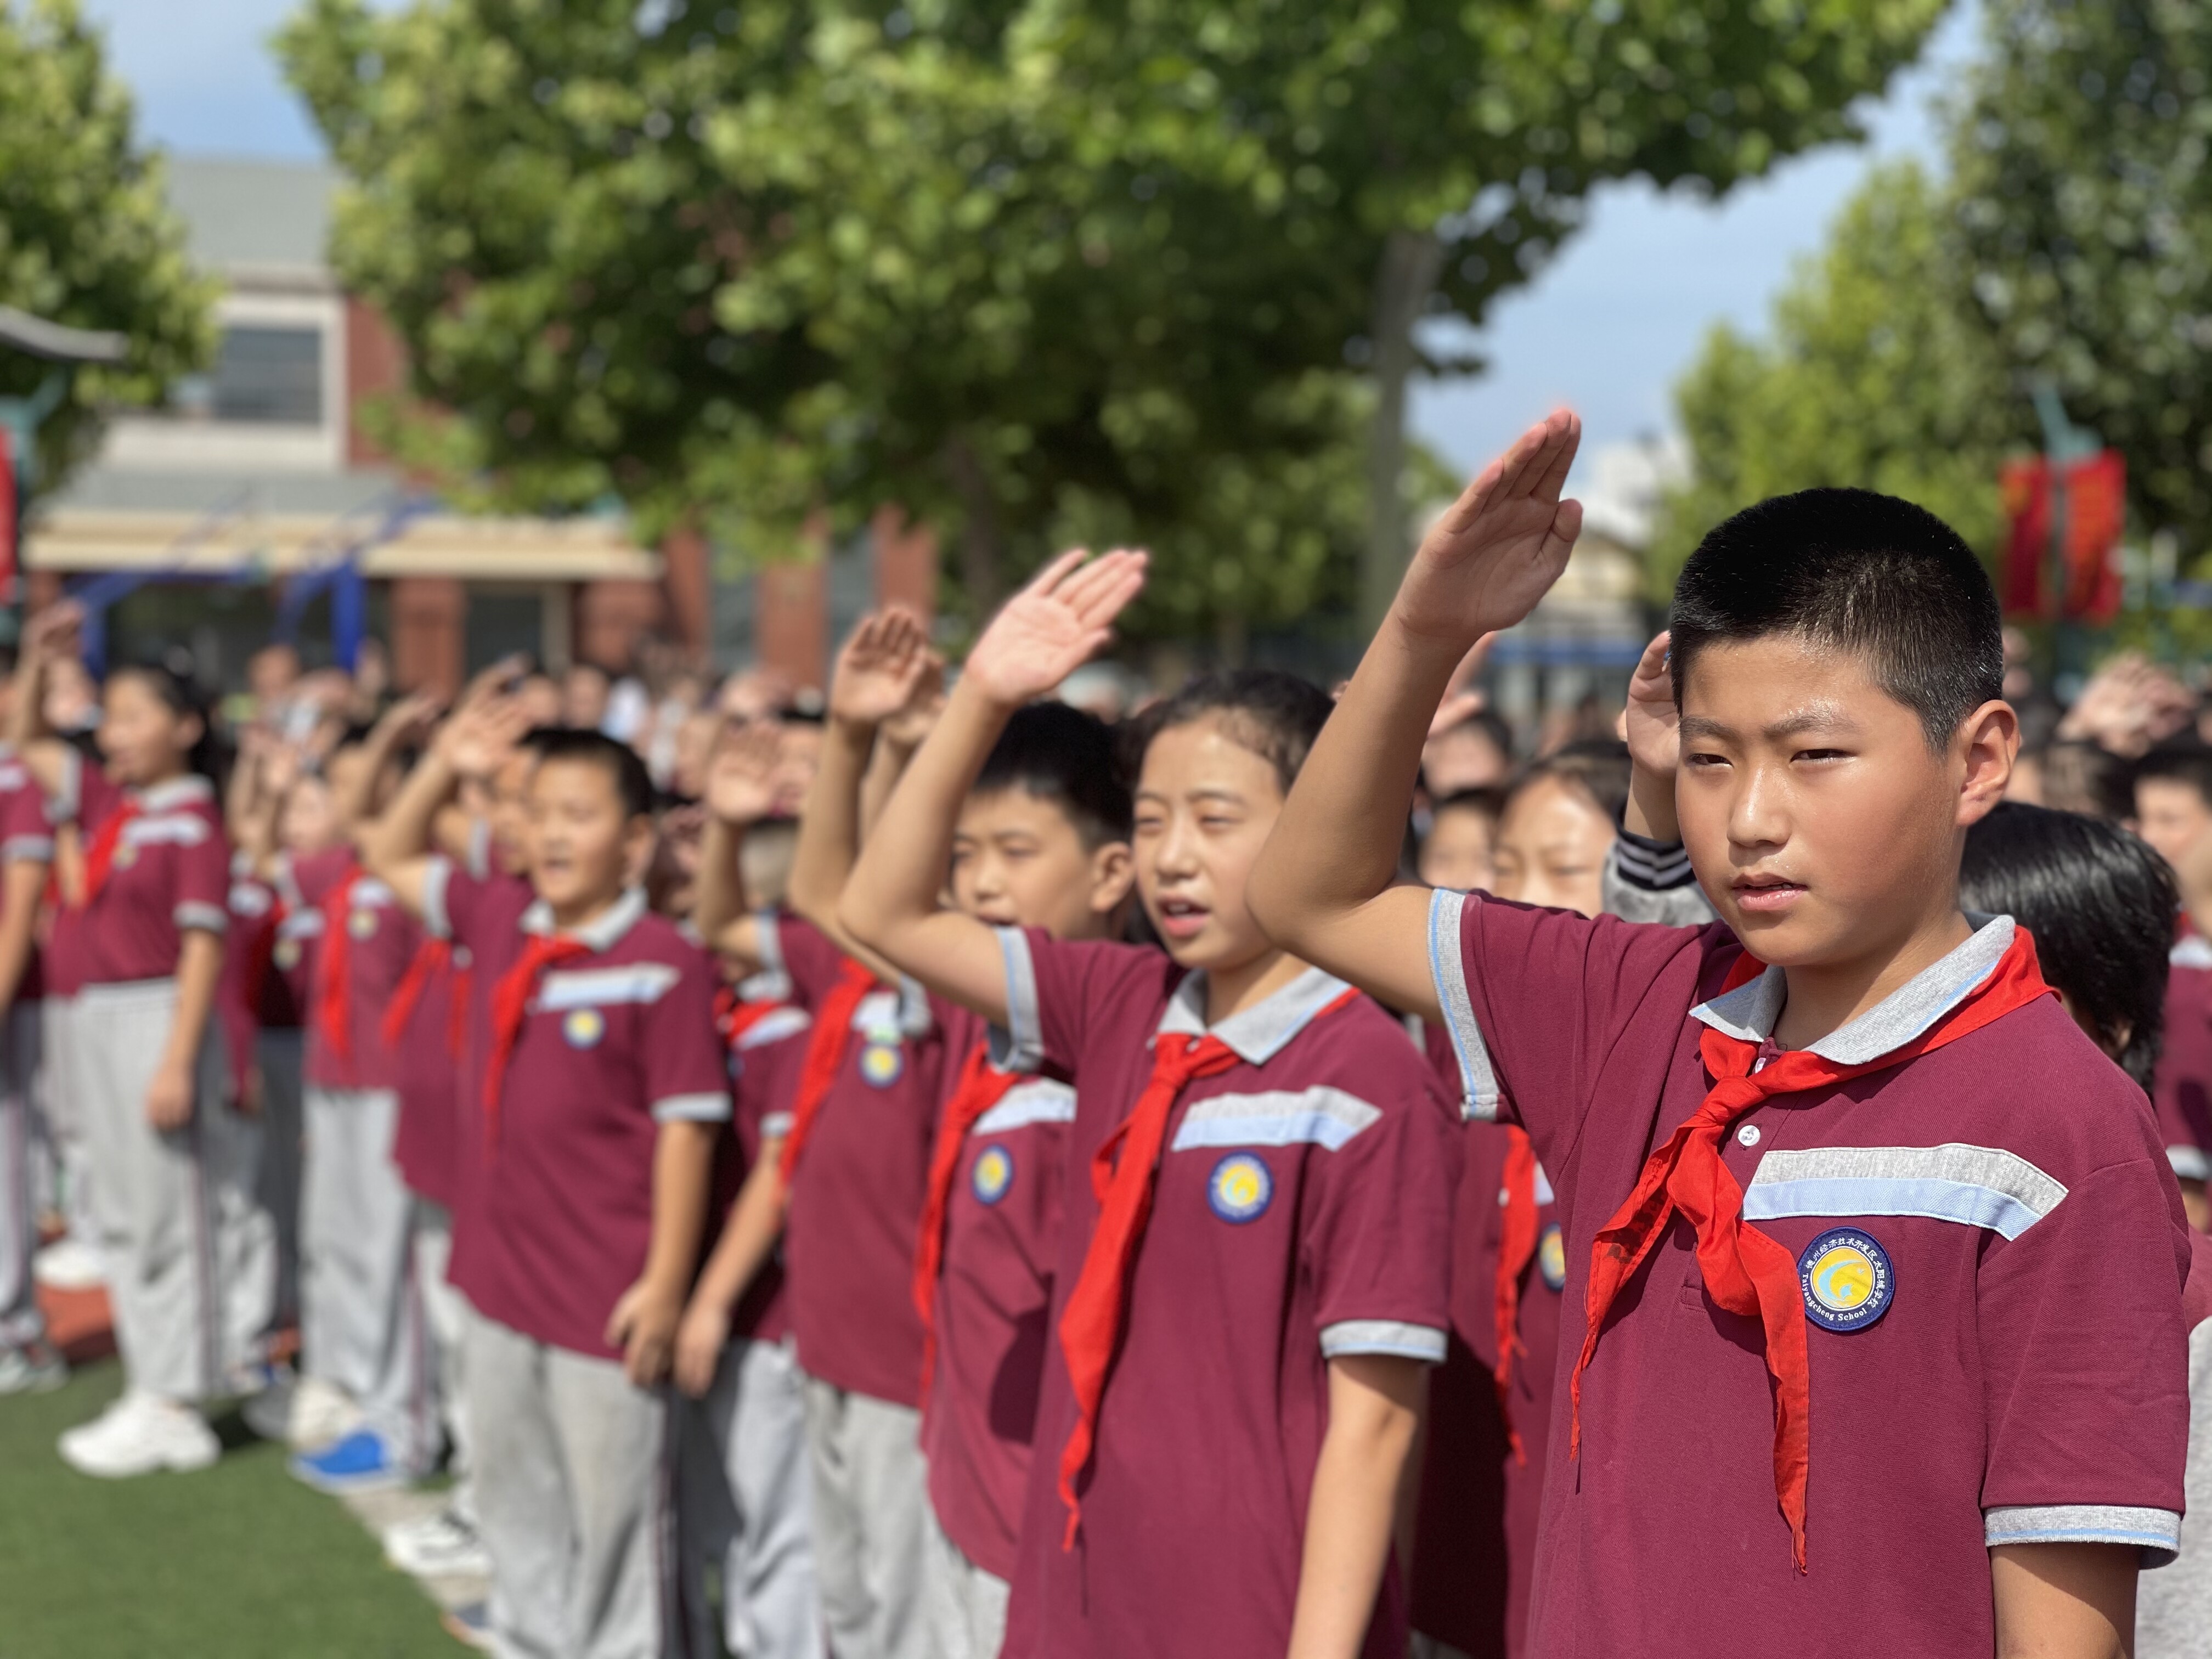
left=1572, top=928, right=2054, bottom=1570
left=776, top=959, right=879, bottom=1183
left=1493, top=1126, right=1541, bottom=1464
left=78, top=798, right=142, bottom=907
left=315, top=867, right=363, bottom=1062
left=715, top=988, right=793, bottom=1052
left=913, top=1042, right=1025, bottom=1407
left=481, top=934, right=589, bottom=1151
left=382, top=936, right=450, bottom=1049
left=1057, top=985, right=1359, bottom=1547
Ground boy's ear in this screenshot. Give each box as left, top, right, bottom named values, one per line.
left=1088, top=839, right=1137, bottom=916
left=1954, top=699, right=2019, bottom=829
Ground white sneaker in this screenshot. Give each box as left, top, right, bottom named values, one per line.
left=0, top=1340, right=66, bottom=1394
left=58, top=1393, right=219, bottom=1477
left=287, top=1375, right=363, bottom=1452
left=32, top=1237, right=104, bottom=1291
left=385, top=1507, right=494, bottom=1579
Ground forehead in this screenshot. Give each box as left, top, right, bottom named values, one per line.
left=529, top=754, right=621, bottom=803
left=1678, top=633, right=1900, bottom=727
left=957, top=785, right=1083, bottom=840
left=1499, top=774, right=1607, bottom=839
left=1138, top=715, right=1281, bottom=800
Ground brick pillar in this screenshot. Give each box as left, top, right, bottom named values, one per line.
left=756, top=559, right=827, bottom=693
left=391, top=577, right=465, bottom=699
left=345, top=300, right=410, bottom=468
left=872, top=504, right=938, bottom=628
left=660, top=522, right=712, bottom=658
left=575, top=579, right=663, bottom=673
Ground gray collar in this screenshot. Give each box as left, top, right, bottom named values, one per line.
left=1690, top=912, right=2016, bottom=1065
left=1155, top=963, right=1351, bottom=1065
left=133, top=775, right=214, bottom=812
left=521, top=885, right=649, bottom=952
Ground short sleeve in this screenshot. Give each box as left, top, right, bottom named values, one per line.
left=1000, top=927, right=1165, bottom=1076
left=173, top=810, right=232, bottom=935
left=774, top=913, right=849, bottom=1012
left=641, top=944, right=734, bottom=1125
left=1, top=783, right=53, bottom=864
left=1977, top=1155, right=2190, bottom=1563
left=431, top=861, right=495, bottom=951
left=1305, top=1044, right=1459, bottom=1363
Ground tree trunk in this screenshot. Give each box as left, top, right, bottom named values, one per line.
left=941, top=433, right=1006, bottom=622
left=1360, top=228, right=1444, bottom=635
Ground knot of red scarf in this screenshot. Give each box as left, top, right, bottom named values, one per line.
left=317, top=868, right=363, bottom=1063
left=382, top=936, right=452, bottom=1051
left=1493, top=1126, right=1541, bottom=1464
left=1571, top=929, right=2052, bottom=1571
left=776, top=960, right=878, bottom=1183
left=913, top=1042, right=1026, bottom=1407
left=77, top=799, right=142, bottom=908
left=481, top=933, right=590, bottom=1150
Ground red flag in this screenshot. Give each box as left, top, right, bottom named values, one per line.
left=2000, top=450, right=2127, bottom=623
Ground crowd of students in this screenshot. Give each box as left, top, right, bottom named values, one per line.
left=0, top=410, right=2208, bottom=1659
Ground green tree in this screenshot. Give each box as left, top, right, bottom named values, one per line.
left=1650, top=160, right=2023, bottom=599
left=0, top=0, right=214, bottom=501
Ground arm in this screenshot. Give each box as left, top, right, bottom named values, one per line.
left=363, top=699, right=524, bottom=920
left=696, top=719, right=786, bottom=970
left=336, top=694, right=436, bottom=838
left=1286, top=1355, right=1427, bottom=1659
left=145, top=928, right=223, bottom=1131
left=840, top=550, right=1148, bottom=1025
left=1990, top=1543, right=2135, bottom=1659
left=605, top=1118, right=719, bottom=1388
left=0, top=857, right=46, bottom=1018
left=1248, top=412, right=1584, bottom=1020
left=672, top=1143, right=788, bottom=1398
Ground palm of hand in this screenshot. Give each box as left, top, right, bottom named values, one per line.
left=707, top=747, right=777, bottom=823
left=967, top=596, right=1092, bottom=704
left=1399, top=412, right=1582, bottom=642
left=833, top=654, right=924, bottom=726
left=1620, top=634, right=1678, bottom=775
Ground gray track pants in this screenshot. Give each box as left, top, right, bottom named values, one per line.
left=39, top=995, right=94, bottom=1251
left=679, top=1334, right=823, bottom=1659
left=465, top=1311, right=680, bottom=1659
left=414, top=1201, right=472, bottom=1506
left=0, top=1003, right=44, bottom=1350
left=799, top=1373, right=929, bottom=1659
left=78, top=980, right=273, bottom=1402
left=922, top=1503, right=1010, bottom=1659
left=255, top=1028, right=304, bottom=1331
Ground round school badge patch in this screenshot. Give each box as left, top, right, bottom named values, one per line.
left=273, top=938, right=301, bottom=971
left=1537, top=1223, right=1567, bottom=1291
left=348, top=908, right=377, bottom=940
left=1798, top=1227, right=1894, bottom=1333
left=859, top=1042, right=904, bottom=1088
left=1207, top=1153, right=1273, bottom=1224
left=972, top=1144, right=1014, bottom=1206
left=113, top=842, right=137, bottom=871
left=562, top=1007, right=607, bottom=1050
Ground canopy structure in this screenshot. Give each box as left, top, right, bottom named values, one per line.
left=0, top=306, right=127, bottom=366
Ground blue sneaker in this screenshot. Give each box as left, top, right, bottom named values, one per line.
left=289, top=1427, right=407, bottom=1494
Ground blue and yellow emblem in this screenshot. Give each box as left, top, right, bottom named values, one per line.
left=562, top=1007, right=607, bottom=1049
left=1537, top=1223, right=1567, bottom=1291
left=348, top=907, right=378, bottom=940
left=1797, top=1227, right=1893, bottom=1333
left=1207, top=1153, right=1273, bottom=1224
left=859, top=1042, right=904, bottom=1088
left=273, top=938, right=301, bottom=970
left=114, top=842, right=137, bottom=870
left=972, top=1144, right=1014, bottom=1205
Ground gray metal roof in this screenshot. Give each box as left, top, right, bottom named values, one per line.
left=48, top=463, right=402, bottom=517
left=163, top=157, right=338, bottom=274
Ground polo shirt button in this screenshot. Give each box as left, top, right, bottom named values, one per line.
left=1736, top=1122, right=1761, bottom=1148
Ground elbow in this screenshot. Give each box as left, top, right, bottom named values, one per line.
left=1244, top=850, right=1307, bottom=955
left=836, top=887, right=884, bottom=955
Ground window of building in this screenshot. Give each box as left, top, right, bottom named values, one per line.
left=171, top=326, right=324, bottom=425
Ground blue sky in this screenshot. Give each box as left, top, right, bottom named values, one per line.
left=81, top=0, right=1982, bottom=487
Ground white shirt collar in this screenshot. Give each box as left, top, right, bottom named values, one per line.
left=521, top=885, right=650, bottom=952
left=131, top=775, right=214, bottom=812
left=1155, top=963, right=1352, bottom=1066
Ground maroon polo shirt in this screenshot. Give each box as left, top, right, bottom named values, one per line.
left=291, top=847, right=419, bottom=1093
left=924, top=1001, right=1072, bottom=1583
left=1427, top=893, right=2191, bottom=1658
left=78, top=773, right=229, bottom=985
left=772, top=913, right=946, bottom=1406
left=996, top=932, right=1457, bottom=1659
left=0, top=750, right=49, bottom=1003
left=2154, top=933, right=2212, bottom=1185
left=723, top=983, right=811, bottom=1345
left=1409, top=1011, right=1562, bottom=1659
left=390, top=936, right=467, bottom=1209
left=430, top=870, right=730, bottom=1359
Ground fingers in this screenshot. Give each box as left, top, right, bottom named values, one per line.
left=1528, top=411, right=1582, bottom=503
left=1025, top=547, right=1091, bottom=599
left=1538, top=496, right=1584, bottom=565
left=1064, top=550, right=1149, bottom=627
left=1630, top=630, right=1672, bottom=689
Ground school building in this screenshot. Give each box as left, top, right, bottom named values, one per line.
left=22, top=157, right=935, bottom=696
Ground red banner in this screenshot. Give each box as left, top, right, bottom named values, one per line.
left=2001, top=449, right=2126, bottom=623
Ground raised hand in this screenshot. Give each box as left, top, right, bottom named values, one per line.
left=369, top=691, right=441, bottom=752
left=962, top=548, right=1149, bottom=709
left=828, top=608, right=934, bottom=730
left=704, top=718, right=782, bottom=825
left=880, top=652, right=946, bottom=751
left=436, top=695, right=531, bottom=780
left=1396, top=410, right=1582, bottom=647
left=1618, top=631, right=1678, bottom=778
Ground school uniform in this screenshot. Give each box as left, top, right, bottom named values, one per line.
left=71, top=770, right=273, bottom=1402
left=291, top=847, right=436, bottom=1473
left=679, top=969, right=823, bottom=1659
left=994, top=931, right=1458, bottom=1659
left=916, top=1003, right=1073, bottom=1659
left=1426, top=892, right=2190, bottom=1657
left=2154, top=930, right=2212, bottom=1184
left=226, top=856, right=306, bottom=1334
left=424, top=868, right=728, bottom=1659
left=0, top=755, right=51, bottom=1361
left=770, top=913, right=945, bottom=1659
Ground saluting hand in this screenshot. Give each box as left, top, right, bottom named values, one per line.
left=961, top=547, right=1148, bottom=710
left=704, top=719, right=782, bottom=826
left=1395, top=409, right=1583, bottom=648
left=828, top=607, right=936, bottom=730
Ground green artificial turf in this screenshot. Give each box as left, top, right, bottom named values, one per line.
left=0, top=1361, right=453, bottom=1658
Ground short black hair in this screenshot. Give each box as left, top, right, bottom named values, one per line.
left=973, top=702, right=1132, bottom=849
left=1429, top=786, right=1508, bottom=827
left=1505, top=738, right=1632, bottom=827
left=1960, top=801, right=2175, bottom=1088
left=532, top=727, right=653, bottom=819
left=1430, top=706, right=1515, bottom=763
left=1671, top=488, right=2004, bottom=752
left=1126, top=669, right=1334, bottom=795
left=2136, top=741, right=2212, bottom=815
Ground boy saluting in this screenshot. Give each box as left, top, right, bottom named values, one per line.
left=1251, top=411, right=2190, bottom=1658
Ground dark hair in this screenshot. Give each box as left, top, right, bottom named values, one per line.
left=1125, top=669, right=1334, bottom=795
left=2039, top=740, right=2135, bottom=821
left=108, top=658, right=226, bottom=786
left=1429, top=706, right=1515, bottom=765
left=1429, top=785, right=1508, bottom=827
left=532, top=727, right=654, bottom=819
left=1505, top=738, right=1632, bottom=827
left=1960, top=801, right=2174, bottom=1088
left=973, top=702, right=1132, bottom=849
left=2135, top=741, right=2212, bottom=816
left=1671, top=488, right=2004, bottom=752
